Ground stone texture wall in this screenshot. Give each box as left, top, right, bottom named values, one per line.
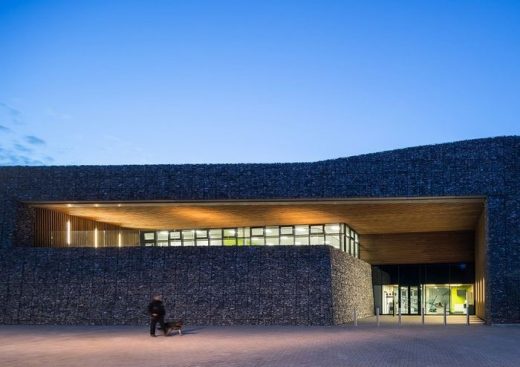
left=330, top=249, right=374, bottom=324
left=0, top=246, right=340, bottom=325
left=1, top=136, right=519, bottom=323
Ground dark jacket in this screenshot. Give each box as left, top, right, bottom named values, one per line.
left=148, top=300, right=165, bottom=318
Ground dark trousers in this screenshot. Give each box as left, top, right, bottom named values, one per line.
left=150, top=315, right=167, bottom=336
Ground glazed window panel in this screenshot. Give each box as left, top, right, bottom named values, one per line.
left=223, top=228, right=237, bottom=237
left=157, top=231, right=169, bottom=241
left=196, top=230, right=208, bottom=238
left=251, top=227, right=264, bottom=236
left=325, top=224, right=341, bottom=234
left=326, top=235, right=341, bottom=249
left=295, top=225, right=309, bottom=235
left=280, top=236, right=294, bottom=245
left=310, top=234, right=324, bottom=245
left=280, top=226, right=293, bottom=235
left=182, top=230, right=195, bottom=240
left=196, top=239, right=209, bottom=246
left=210, top=239, right=222, bottom=246
left=310, top=225, right=323, bottom=234
left=295, top=236, right=309, bottom=246
left=209, top=229, right=222, bottom=239
left=265, top=237, right=278, bottom=246
left=139, top=223, right=359, bottom=257
left=251, top=237, right=264, bottom=246
left=265, top=226, right=279, bottom=237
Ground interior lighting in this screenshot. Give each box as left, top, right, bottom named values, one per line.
left=118, top=232, right=122, bottom=248
left=66, top=220, right=71, bottom=245
left=94, top=227, right=98, bottom=248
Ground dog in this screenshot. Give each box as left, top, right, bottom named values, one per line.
left=160, top=320, right=184, bottom=336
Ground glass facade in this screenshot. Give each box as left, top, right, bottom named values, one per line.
left=140, top=223, right=361, bottom=257
left=373, top=263, right=475, bottom=315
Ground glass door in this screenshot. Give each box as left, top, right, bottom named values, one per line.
left=409, top=286, right=419, bottom=314
left=400, top=286, right=409, bottom=314
left=382, top=285, right=399, bottom=315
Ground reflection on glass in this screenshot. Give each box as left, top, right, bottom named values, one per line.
left=424, top=285, right=450, bottom=314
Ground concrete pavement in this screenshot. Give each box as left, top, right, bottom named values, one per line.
left=1, top=322, right=519, bottom=367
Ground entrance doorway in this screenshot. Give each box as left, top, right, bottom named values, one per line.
left=382, top=285, right=420, bottom=315
left=380, top=284, right=474, bottom=315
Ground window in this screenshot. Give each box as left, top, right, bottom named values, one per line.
left=139, top=223, right=360, bottom=255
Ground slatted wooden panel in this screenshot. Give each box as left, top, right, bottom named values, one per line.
left=36, top=199, right=484, bottom=234
left=474, top=210, right=486, bottom=320
left=359, top=231, right=475, bottom=264
left=34, top=208, right=140, bottom=248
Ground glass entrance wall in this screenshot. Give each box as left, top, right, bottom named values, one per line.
left=378, top=283, right=474, bottom=315
left=372, top=263, right=475, bottom=315
left=140, top=223, right=361, bottom=258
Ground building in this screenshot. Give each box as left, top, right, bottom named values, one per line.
left=0, top=136, right=519, bottom=325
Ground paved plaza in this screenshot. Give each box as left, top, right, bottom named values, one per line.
left=1, top=319, right=519, bottom=367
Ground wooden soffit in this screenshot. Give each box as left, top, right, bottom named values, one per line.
left=28, top=197, right=485, bottom=234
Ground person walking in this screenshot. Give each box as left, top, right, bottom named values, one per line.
left=148, top=295, right=169, bottom=337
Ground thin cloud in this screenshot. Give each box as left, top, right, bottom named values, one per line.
left=0, top=102, right=22, bottom=125
left=0, top=102, right=54, bottom=166
left=14, top=143, right=32, bottom=153
left=0, top=145, right=48, bottom=166
left=25, top=135, right=46, bottom=145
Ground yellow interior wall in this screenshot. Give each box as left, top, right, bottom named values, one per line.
left=450, top=286, right=469, bottom=313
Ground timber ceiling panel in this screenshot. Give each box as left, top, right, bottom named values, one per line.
left=30, top=198, right=485, bottom=234
left=360, top=231, right=475, bottom=264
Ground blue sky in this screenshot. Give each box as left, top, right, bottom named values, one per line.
left=0, top=0, right=519, bottom=165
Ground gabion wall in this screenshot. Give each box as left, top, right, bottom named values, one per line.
left=0, top=246, right=371, bottom=325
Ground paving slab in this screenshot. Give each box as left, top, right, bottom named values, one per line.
left=0, top=323, right=519, bottom=367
